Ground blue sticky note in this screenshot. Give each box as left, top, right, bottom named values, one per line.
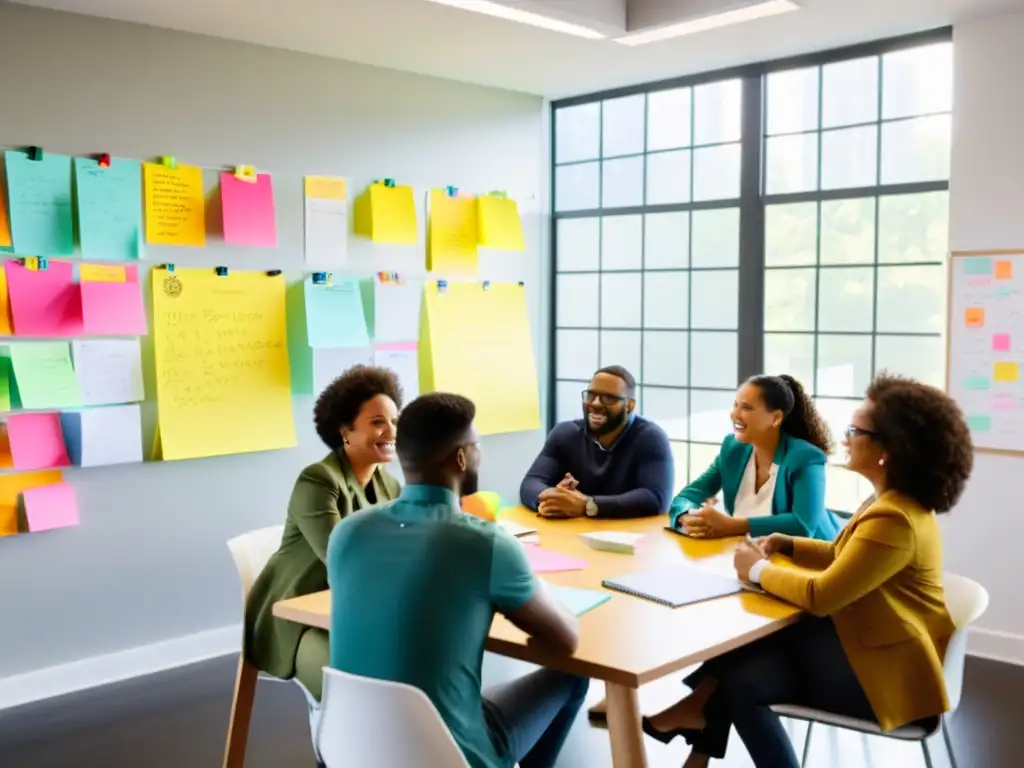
left=968, top=415, right=991, bottom=432
left=550, top=586, right=612, bottom=616
left=4, top=150, right=74, bottom=257
left=964, top=258, right=993, bottom=275
left=965, top=376, right=991, bottom=391
left=74, top=157, right=143, bottom=261
left=304, top=277, right=371, bottom=349
left=996, top=285, right=1013, bottom=298
left=60, top=411, right=85, bottom=466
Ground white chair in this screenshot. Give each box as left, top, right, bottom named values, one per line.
left=773, top=572, right=990, bottom=768
left=316, top=667, right=521, bottom=768
left=223, top=525, right=322, bottom=767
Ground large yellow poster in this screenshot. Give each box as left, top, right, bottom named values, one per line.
left=420, top=281, right=539, bottom=436
left=152, top=268, right=295, bottom=460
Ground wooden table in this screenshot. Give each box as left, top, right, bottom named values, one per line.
left=273, top=507, right=800, bottom=767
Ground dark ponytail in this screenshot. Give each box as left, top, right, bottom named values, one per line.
left=747, top=374, right=833, bottom=455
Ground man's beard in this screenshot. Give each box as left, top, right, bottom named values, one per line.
left=460, top=469, right=480, bottom=497
left=583, top=406, right=626, bottom=436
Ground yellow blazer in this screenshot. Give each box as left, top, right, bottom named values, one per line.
left=760, top=490, right=956, bottom=731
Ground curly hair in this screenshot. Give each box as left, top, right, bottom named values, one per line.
left=866, top=373, right=973, bottom=514
left=748, top=374, right=833, bottom=455
left=396, top=393, right=476, bottom=468
left=313, top=365, right=403, bottom=450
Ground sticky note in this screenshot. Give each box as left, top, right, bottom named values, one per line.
left=993, top=334, right=1011, bottom=352
left=353, top=182, right=417, bottom=244
left=4, top=259, right=83, bottom=337
left=74, top=157, right=143, bottom=261
left=71, top=339, right=145, bottom=405
left=304, top=176, right=348, bottom=268
left=3, top=150, right=74, bottom=257
left=964, top=375, right=991, bottom=391
left=477, top=194, right=526, bottom=252
left=80, top=264, right=147, bottom=336
left=0, top=165, right=11, bottom=248
left=61, top=404, right=143, bottom=467
left=522, top=543, right=587, bottom=573
left=968, top=415, right=991, bottom=432
left=427, top=190, right=479, bottom=275
left=0, top=267, right=12, bottom=336
left=0, top=358, right=11, bottom=411
left=304, top=277, right=370, bottom=349
left=996, top=285, right=1013, bottom=298
left=964, top=258, right=993, bottom=275
left=965, top=307, right=985, bottom=328
left=21, top=482, right=79, bottom=533
left=8, top=342, right=81, bottom=409
left=0, top=470, right=62, bottom=537
left=0, top=413, right=71, bottom=470
left=992, top=396, right=1017, bottom=412
left=143, top=162, right=206, bottom=246
left=995, top=260, right=1013, bottom=280
left=220, top=172, right=277, bottom=248
left=994, top=362, right=1019, bottom=382
left=80, top=263, right=127, bottom=282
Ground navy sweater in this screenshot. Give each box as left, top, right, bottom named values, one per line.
left=519, top=417, right=674, bottom=518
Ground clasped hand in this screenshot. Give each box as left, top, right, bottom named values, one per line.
left=732, top=533, right=790, bottom=580
left=680, top=500, right=745, bottom=538
left=537, top=473, right=587, bottom=518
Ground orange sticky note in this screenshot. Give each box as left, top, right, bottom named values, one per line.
left=0, top=168, right=11, bottom=248
left=994, top=362, right=1019, bottom=383
left=80, top=263, right=127, bottom=283
left=995, top=260, right=1013, bottom=280
left=965, top=308, right=985, bottom=328
left=0, top=267, right=12, bottom=336
left=0, top=469, right=63, bottom=537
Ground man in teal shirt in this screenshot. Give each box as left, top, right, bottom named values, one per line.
left=327, top=393, right=589, bottom=768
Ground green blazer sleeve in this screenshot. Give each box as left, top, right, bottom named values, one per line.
left=746, top=453, right=827, bottom=537
left=287, top=462, right=354, bottom=563
left=668, top=456, right=722, bottom=527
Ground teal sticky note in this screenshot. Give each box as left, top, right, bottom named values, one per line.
left=304, top=277, right=371, bottom=349
left=285, top=282, right=314, bottom=395
left=965, top=376, right=991, bottom=391
left=996, top=285, right=1013, bottom=298
left=968, top=415, right=991, bottom=432
left=964, top=258, right=993, bottom=275
left=550, top=586, right=612, bottom=616
left=4, top=150, right=74, bottom=257
left=74, top=157, right=143, bottom=261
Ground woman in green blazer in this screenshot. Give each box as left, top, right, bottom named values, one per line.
left=670, top=374, right=840, bottom=541
left=244, top=365, right=403, bottom=701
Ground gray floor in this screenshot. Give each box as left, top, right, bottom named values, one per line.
left=0, top=652, right=1018, bottom=767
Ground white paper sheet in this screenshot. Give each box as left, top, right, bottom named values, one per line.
left=71, top=339, right=145, bottom=406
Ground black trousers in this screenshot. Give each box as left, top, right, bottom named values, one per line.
left=683, top=616, right=877, bottom=768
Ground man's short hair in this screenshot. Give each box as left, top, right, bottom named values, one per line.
left=594, top=365, right=636, bottom=398
left=396, top=393, right=476, bottom=467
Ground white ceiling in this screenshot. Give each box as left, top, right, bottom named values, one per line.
left=10, top=0, right=1022, bottom=98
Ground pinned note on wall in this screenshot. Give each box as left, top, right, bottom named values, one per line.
left=353, top=181, right=418, bottom=244
left=143, top=162, right=206, bottom=246
left=375, top=342, right=419, bottom=402
left=304, top=176, right=348, bottom=268
left=994, top=361, right=1019, bottom=382
left=427, top=189, right=479, bottom=276
left=0, top=358, right=12, bottom=412
left=3, top=150, right=74, bottom=257
left=74, top=157, right=143, bottom=261
left=71, top=339, right=145, bottom=406
left=62, top=404, right=143, bottom=467
left=8, top=342, right=81, bottom=409
left=304, top=277, right=371, bottom=349
left=0, top=470, right=63, bottom=537
left=0, top=164, right=12, bottom=249
left=80, top=263, right=147, bottom=336
left=477, top=193, right=525, bottom=252
left=220, top=171, right=277, bottom=247
left=0, top=413, right=71, bottom=471
left=368, top=275, right=422, bottom=344
left=21, top=482, right=79, bottom=533
left=0, top=268, right=12, bottom=336
left=312, top=347, right=374, bottom=396
left=5, top=259, right=83, bottom=337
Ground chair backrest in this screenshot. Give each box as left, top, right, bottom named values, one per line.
left=316, top=667, right=471, bottom=768
left=226, top=524, right=285, bottom=601
left=941, top=571, right=990, bottom=712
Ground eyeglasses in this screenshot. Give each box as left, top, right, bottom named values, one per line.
left=581, top=389, right=626, bottom=407
left=844, top=425, right=878, bottom=439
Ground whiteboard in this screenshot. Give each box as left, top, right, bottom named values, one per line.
left=947, top=250, right=1024, bottom=454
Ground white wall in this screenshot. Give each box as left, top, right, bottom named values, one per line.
left=948, top=10, right=1024, bottom=664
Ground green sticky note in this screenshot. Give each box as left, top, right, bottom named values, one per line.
left=967, top=415, right=991, bottom=432
left=8, top=342, right=81, bottom=409
left=285, top=282, right=314, bottom=395
left=0, top=357, right=12, bottom=412
left=964, top=258, right=993, bottom=275
left=4, top=150, right=74, bottom=257
left=74, top=157, right=144, bottom=261
left=965, top=376, right=991, bottom=391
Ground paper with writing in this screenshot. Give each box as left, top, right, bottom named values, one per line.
left=21, top=482, right=79, bottom=533
left=304, top=277, right=371, bottom=349
left=220, top=172, right=277, bottom=248
left=4, top=259, right=83, bottom=337
left=0, top=470, right=63, bottom=537
left=80, top=263, right=127, bottom=282
left=80, top=264, right=147, bottom=336
left=477, top=195, right=525, bottom=252
left=0, top=412, right=71, bottom=470
left=74, top=157, right=143, bottom=261
left=9, top=342, right=81, bottom=409
left=143, top=163, right=206, bottom=246
left=427, top=190, right=479, bottom=275
left=374, top=342, right=419, bottom=401
left=61, top=404, right=143, bottom=467
left=304, top=176, right=348, bottom=267
left=3, top=150, right=74, bottom=256
left=71, top=339, right=145, bottom=405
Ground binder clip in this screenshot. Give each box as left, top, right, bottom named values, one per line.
left=437, top=280, right=448, bottom=294
left=162, top=263, right=175, bottom=272
left=161, top=155, right=177, bottom=170
left=215, top=266, right=229, bottom=277
left=488, top=190, right=508, bottom=199
left=482, top=280, right=491, bottom=291
left=266, top=269, right=282, bottom=276
left=18, top=256, right=38, bottom=270
left=389, top=271, right=400, bottom=283
left=312, top=272, right=329, bottom=285
left=38, top=258, right=48, bottom=271
left=518, top=281, right=525, bottom=287
left=446, top=186, right=458, bottom=197
left=28, top=146, right=44, bottom=162
left=234, top=165, right=258, bottom=183
left=383, top=178, right=396, bottom=188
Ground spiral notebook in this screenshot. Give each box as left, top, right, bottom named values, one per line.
left=601, top=563, right=747, bottom=608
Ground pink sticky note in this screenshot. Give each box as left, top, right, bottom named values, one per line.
left=220, top=172, right=277, bottom=247
left=993, top=333, right=1011, bottom=351
left=6, top=413, right=70, bottom=470
left=80, top=265, right=147, bottom=335
left=22, top=482, right=79, bottom=532
left=523, top=544, right=588, bottom=573
left=4, top=260, right=83, bottom=336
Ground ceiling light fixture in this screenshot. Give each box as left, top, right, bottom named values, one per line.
left=421, top=0, right=605, bottom=39
left=615, top=0, right=799, bottom=46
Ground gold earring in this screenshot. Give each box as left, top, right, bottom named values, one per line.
left=878, top=458, right=885, bottom=466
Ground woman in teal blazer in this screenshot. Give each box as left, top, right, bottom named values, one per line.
left=670, top=374, right=840, bottom=540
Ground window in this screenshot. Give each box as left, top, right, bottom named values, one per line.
left=551, top=31, right=952, bottom=511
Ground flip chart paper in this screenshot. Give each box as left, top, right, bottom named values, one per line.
left=152, top=268, right=295, bottom=460
left=143, top=163, right=206, bottom=246
left=369, top=277, right=422, bottom=344
left=374, top=342, right=419, bottom=401
left=1, top=412, right=71, bottom=470
left=304, top=176, right=348, bottom=267
left=522, top=544, right=587, bottom=573
left=9, top=342, right=81, bottom=409
left=354, top=183, right=417, bottom=244
left=0, top=470, right=63, bottom=537
left=4, top=259, right=83, bottom=337
left=420, top=281, right=540, bottom=436
left=427, top=190, right=479, bottom=275
left=3, top=151, right=74, bottom=257
left=74, top=157, right=143, bottom=261
left=477, top=195, right=525, bottom=252
left=313, top=347, right=373, bottom=396
left=61, top=404, right=143, bottom=467
left=305, top=278, right=370, bottom=349
left=80, top=264, right=147, bottom=335
left=0, top=168, right=11, bottom=248
left=220, top=172, right=277, bottom=247
left=21, top=482, right=79, bottom=533
left=72, top=339, right=145, bottom=405
left=80, top=263, right=127, bottom=282
left=0, top=268, right=12, bottom=336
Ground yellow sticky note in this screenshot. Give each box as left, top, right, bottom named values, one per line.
left=80, top=263, right=127, bottom=283
left=427, top=190, right=479, bottom=276
left=151, top=268, right=295, bottom=460
left=0, top=268, right=12, bottom=336
left=0, top=168, right=11, bottom=248
left=994, top=362, right=1019, bottom=383
left=477, top=195, right=525, bottom=252
left=143, top=162, right=206, bottom=246
left=0, top=469, right=63, bottom=537
left=305, top=176, right=347, bottom=200
left=353, top=183, right=417, bottom=244
left=419, top=281, right=539, bottom=436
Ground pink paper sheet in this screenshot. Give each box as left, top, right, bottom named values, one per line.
left=221, top=172, right=277, bottom=247
left=523, top=543, right=588, bottom=573
left=80, top=265, right=147, bottom=335
left=22, top=481, right=79, bottom=532
left=7, top=413, right=70, bottom=470
left=4, top=260, right=83, bottom=337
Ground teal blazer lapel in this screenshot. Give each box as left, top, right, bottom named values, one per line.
left=720, top=440, right=751, bottom=515
left=770, top=432, right=792, bottom=518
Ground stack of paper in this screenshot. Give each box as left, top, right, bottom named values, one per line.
left=578, top=531, right=646, bottom=554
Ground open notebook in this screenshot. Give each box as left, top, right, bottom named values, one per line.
left=602, top=563, right=758, bottom=608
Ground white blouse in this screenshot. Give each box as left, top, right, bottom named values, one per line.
left=733, top=452, right=778, bottom=520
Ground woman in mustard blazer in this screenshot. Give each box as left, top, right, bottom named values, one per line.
left=245, top=366, right=403, bottom=702
left=642, top=374, right=973, bottom=768
left=670, top=374, right=840, bottom=541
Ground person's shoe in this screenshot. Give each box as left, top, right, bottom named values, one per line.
left=641, top=716, right=688, bottom=745
left=587, top=703, right=607, bottom=726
